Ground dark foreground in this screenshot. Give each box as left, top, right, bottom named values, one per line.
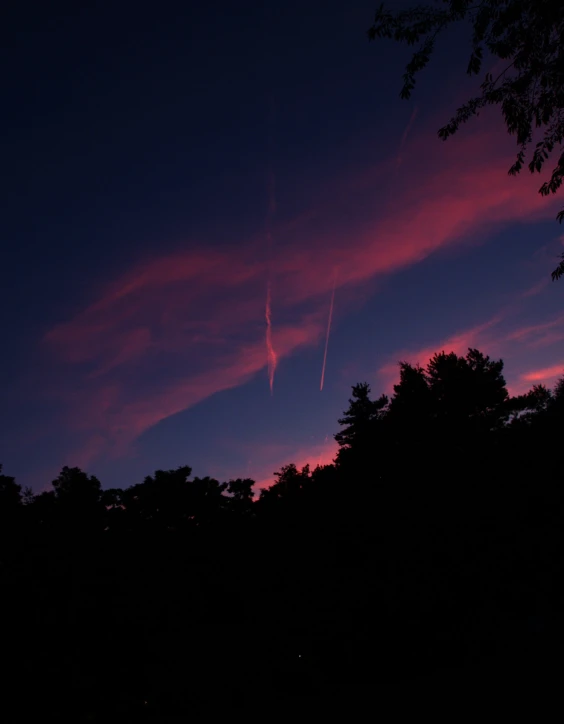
left=2, top=349, right=563, bottom=718
left=3, top=482, right=563, bottom=721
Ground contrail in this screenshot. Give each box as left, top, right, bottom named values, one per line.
left=320, top=273, right=337, bottom=391
left=264, top=194, right=276, bottom=393
left=396, top=106, right=418, bottom=169
left=268, top=168, right=276, bottom=216
left=264, top=97, right=278, bottom=394
left=265, top=279, right=277, bottom=395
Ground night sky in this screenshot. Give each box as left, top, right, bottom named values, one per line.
left=2, top=0, right=563, bottom=492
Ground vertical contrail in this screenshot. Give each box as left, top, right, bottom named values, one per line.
left=264, top=181, right=277, bottom=393
left=267, top=168, right=276, bottom=216
left=396, top=106, right=418, bottom=170
left=264, top=96, right=277, bottom=394
left=320, top=273, right=337, bottom=392
left=265, top=279, right=277, bottom=395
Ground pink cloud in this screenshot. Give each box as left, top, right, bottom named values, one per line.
left=42, top=116, right=559, bottom=468
left=521, top=365, right=564, bottom=383
left=505, top=313, right=564, bottom=348
left=521, top=278, right=550, bottom=298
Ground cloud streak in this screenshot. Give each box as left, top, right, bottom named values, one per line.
left=522, top=364, right=564, bottom=383
left=506, top=313, right=564, bottom=348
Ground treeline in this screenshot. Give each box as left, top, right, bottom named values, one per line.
left=1, top=348, right=563, bottom=718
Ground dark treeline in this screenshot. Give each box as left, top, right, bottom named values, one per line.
left=2, top=348, right=564, bottom=718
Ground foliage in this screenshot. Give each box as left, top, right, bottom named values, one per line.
left=0, top=463, right=22, bottom=510
left=52, top=465, right=102, bottom=504
left=335, top=383, right=388, bottom=459
left=368, top=0, right=564, bottom=278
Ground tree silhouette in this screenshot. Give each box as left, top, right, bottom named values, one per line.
left=335, top=383, right=388, bottom=469
left=52, top=465, right=102, bottom=504
left=0, top=463, right=21, bottom=510
left=227, top=477, right=255, bottom=516
left=426, top=348, right=508, bottom=430
left=0, top=464, right=23, bottom=539
left=259, top=463, right=313, bottom=506
left=388, top=361, right=432, bottom=435
left=506, top=383, right=552, bottom=424
left=3, top=347, right=564, bottom=715
left=227, top=477, right=255, bottom=501
left=47, top=465, right=105, bottom=532
left=368, top=0, right=564, bottom=278
left=550, top=374, right=564, bottom=407
left=118, top=466, right=230, bottom=531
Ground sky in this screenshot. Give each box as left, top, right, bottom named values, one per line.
left=2, top=0, right=563, bottom=492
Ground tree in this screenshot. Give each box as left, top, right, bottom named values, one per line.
left=226, top=478, right=255, bottom=515
left=189, top=476, right=229, bottom=523
left=426, top=348, right=508, bottom=429
left=388, top=361, right=432, bottom=428
left=259, top=463, right=312, bottom=503
left=385, top=362, right=434, bottom=474
left=0, top=464, right=22, bottom=514
left=121, top=465, right=191, bottom=528
left=334, top=383, right=389, bottom=480
left=51, top=466, right=102, bottom=505
left=550, top=375, right=564, bottom=405
left=227, top=477, right=255, bottom=501
left=121, top=466, right=228, bottom=529
left=21, top=486, right=36, bottom=506
left=0, top=465, right=22, bottom=528
left=368, top=0, right=564, bottom=279
left=543, top=374, right=564, bottom=426
left=335, top=383, right=388, bottom=450
left=49, top=466, right=104, bottom=530
left=505, top=383, right=552, bottom=425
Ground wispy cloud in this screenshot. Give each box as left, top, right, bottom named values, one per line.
left=521, top=364, right=564, bottom=383
left=42, top=118, right=558, bottom=469
left=521, top=278, right=550, bottom=298
left=505, top=312, right=564, bottom=348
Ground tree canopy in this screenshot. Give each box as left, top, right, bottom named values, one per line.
left=368, top=0, right=564, bottom=280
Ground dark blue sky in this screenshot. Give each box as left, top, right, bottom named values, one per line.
left=2, top=0, right=563, bottom=491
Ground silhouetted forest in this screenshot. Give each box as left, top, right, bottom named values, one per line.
left=2, top=348, right=563, bottom=718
